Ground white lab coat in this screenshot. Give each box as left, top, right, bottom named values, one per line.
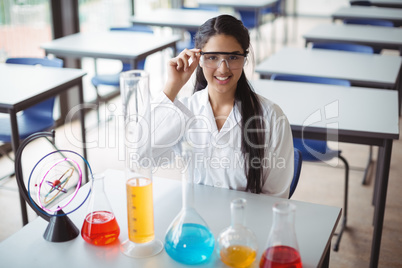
left=151, top=87, right=294, bottom=198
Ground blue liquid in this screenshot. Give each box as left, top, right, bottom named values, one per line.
left=165, top=223, right=215, bottom=265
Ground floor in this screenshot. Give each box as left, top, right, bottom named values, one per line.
left=1, top=15, right=401, bottom=267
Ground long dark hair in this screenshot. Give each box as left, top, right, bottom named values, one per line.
left=194, top=15, right=266, bottom=194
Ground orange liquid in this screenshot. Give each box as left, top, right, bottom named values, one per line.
left=126, top=177, right=155, bottom=243
left=81, top=211, right=120, bottom=246
left=259, top=245, right=302, bottom=268
left=220, top=245, right=257, bottom=268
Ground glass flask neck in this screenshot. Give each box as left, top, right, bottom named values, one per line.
left=92, top=174, right=105, bottom=191
left=272, top=201, right=296, bottom=230
left=182, top=175, right=194, bottom=210
left=87, top=173, right=113, bottom=213
left=267, top=201, right=299, bottom=251
left=231, top=198, right=247, bottom=227
left=181, top=142, right=195, bottom=210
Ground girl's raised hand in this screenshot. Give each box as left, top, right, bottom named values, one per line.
left=164, top=48, right=201, bottom=101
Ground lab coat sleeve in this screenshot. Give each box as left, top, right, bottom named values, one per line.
left=151, top=91, right=193, bottom=163
left=261, top=102, right=294, bottom=198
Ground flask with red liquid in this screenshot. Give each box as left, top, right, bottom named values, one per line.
left=81, top=173, right=120, bottom=246
left=260, top=201, right=302, bottom=268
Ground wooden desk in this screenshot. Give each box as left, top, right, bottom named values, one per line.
left=332, top=6, right=402, bottom=27
left=0, top=63, right=87, bottom=226
left=40, top=32, right=181, bottom=68
left=0, top=169, right=341, bottom=268
left=130, top=8, right=224, bottom=32
left=251, top=79, right=400, bottom=268
left=303, top=23, right=402, bottom=55
left=255, top=47, right=402, bottom=115
left=351, top=0, right=402, bottom=8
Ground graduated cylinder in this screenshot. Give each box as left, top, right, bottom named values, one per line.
left=120, top=70, right=162, bottom=258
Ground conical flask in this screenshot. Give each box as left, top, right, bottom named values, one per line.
left=120, top=70, right=163, bottom=258
left=164, top=142, right=215, bottom=264
left=81, top=173, right=120, bottom=245
left=217, top=198, right=258, bottom=267
left=259, top=201, right=302, bottom=268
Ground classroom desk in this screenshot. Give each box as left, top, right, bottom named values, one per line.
left=0, top=169, right=341, bottom=268
left=130, top=8, right=224, bottom=32
left=255, top=47, right=402, bottom=115
left=303, top=23, right=402, bottom=55
left=351, top=0, right=402, bottom=8
left=332, top=6, right=402, bottom=27
left=251, top=79, right=399, bottom=268
left=40, top=32, right=181, bottom=69
left=0, top=63, right=87, bottom=226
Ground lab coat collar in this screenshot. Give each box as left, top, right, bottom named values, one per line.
left=199, top=86, right=242, bottom=137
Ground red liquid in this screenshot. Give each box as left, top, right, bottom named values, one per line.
left=81, top=211, right=120, bottom=246
left=259, top=245, right=302, bottom=268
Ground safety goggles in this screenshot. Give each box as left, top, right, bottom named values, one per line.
left=200, top=51, right=247, bottom=70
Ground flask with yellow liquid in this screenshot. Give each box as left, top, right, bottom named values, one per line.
left=217, top=198, right=258, bottom=268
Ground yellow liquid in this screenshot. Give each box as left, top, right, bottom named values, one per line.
left=126, top=177, right=155, bottom=243
left=220, top=245, right=257, bottom=268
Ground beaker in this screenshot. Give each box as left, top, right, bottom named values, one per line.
left=164, top=142, right=215, bottom=264
left=259, top=201, right=302, bottom=268
left=120, top=70, right=163, bottom=258
left=217, top=198, right=258, bottom=268
left=81, top=173, right=120, bottom=246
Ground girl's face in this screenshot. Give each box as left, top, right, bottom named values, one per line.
left=200, top=34, right=245, bottom=97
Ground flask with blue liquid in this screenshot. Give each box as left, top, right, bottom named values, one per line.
left=164, top=142, right=215, bottom=264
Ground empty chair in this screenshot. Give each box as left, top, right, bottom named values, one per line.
left=271, top=74, right=351, bottom=86
left=0, top=57, right=63, bottom=180
left=271, top=74, right=350, bottom=251
left=344, top=18, right=394, bottom=27
left=343, top=19, right=394, bottom=53
left=235, top=1, right=281, bottom=29
left=289, top=148, right=302, bottom=199
left=234, top=2, right=282, bottom=57
left=90, top=25, right=153, bottom=125
left=177, top=5, right=219, bottom=52
left=311, top=42, right=375, bottom=184
left=312, top=42, right=374, bottom=54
